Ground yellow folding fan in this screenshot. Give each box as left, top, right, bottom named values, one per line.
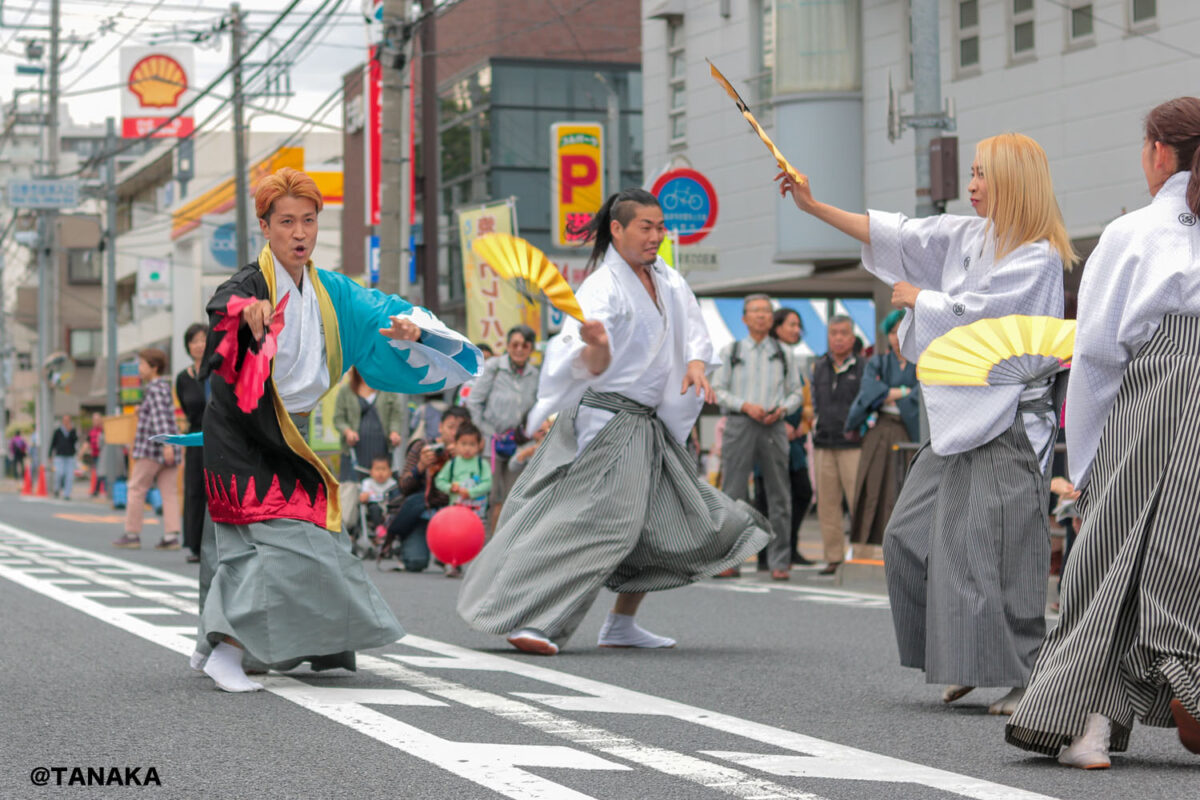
left=470, top=233, right=585, bottom=322
left=916, top=315, right=1075, bottom=387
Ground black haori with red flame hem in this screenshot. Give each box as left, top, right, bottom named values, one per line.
left=198, top=262, right=335, bottom=532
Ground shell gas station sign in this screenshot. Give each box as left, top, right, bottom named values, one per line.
left=550, top=122, right=604, bottom=248
left=120, top=46, right=195, bottom=139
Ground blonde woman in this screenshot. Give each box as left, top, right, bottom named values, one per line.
left=778, top=133, right=1074, bottom=713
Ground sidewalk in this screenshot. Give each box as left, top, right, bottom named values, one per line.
left=726, top=509, right=890, bottom=595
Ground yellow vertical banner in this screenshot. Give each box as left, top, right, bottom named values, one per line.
left=459, top=200, right=540, bottom=354
left=550, top=122, right=604, bottom=248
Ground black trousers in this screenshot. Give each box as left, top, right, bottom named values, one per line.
left=183, top=445, right=206, bottom=556
left=755, top=467, right=813, bottom=565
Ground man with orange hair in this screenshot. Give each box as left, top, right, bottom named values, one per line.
left=191, top=167, right=481, bottom=692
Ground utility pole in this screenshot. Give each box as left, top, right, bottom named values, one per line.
left=230, top=2, right=251, bottom=268
left=419, top=0, right=439, bottom=314
left=910, top=0, right=941, bottom=218
left=378, top=0, right=413, bottom=298
left=104, top=118, right=119, bottom=418
left=595, top=73, right=621, bottom=197
left=36, top=0, right=62, bottom=464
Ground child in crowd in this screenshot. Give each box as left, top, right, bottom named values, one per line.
left=511, top=415, right=554, bottom=472
left=359, top=455, right=399, bottom=544
left=435, top=423, right=493, bottom=523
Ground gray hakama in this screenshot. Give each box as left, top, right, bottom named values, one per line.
left=860, top=210, right=1063, bottom=688
left=884, top=410, right=1052, bottom=688
left=198, top=413, right=404, bottom=671
left=457, top=390, right=770, bottom=645
left=1007, top=316, right=1200, bottom=755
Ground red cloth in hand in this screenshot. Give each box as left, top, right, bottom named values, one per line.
left=212, top=293, right=290, bottom=413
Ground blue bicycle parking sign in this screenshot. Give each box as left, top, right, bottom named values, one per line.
left=651, top=168, right=719, bottom=244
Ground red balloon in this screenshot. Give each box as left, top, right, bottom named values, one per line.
left=426, top=505, right=486, bottom=566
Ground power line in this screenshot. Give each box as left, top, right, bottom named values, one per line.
left=67, top=0, right=315, bottom=176
left=60, top=0, right=169, bottom=92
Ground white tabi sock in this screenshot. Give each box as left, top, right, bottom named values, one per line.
left=188, top=650, right=208, bottom=672
left=203, top=642, right=264, bottom=693
left=597, top=612, right=676, bottom=649
left=1058, top=713, right=1111, bottom=770
left=987, top=687, right=1026, bottom=715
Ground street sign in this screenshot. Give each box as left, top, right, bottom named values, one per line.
left=137, top=258, right=170, bottom=307
left=651, top=167, right=719, bottom=245
left=550, top=122, right=604, bottom=248
left=677, top=246, right=720, bottom=272
left=6, top=179, right=81, bottom=209
left=368, top=235, right=381, bottom=285
left=209, top=222, right=239, bottom=269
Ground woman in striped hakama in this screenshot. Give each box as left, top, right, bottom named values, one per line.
left=457, top=189, right=770, bottom=655
left=1007, top=97, right=1200, bottom=769
left=778, top=133, right=1075, bottom=713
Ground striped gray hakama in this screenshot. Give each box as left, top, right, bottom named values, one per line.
left=197, top=413, right=404, bottom=671
left=457, top=390, right=770, bottom=645
left=1007, top=316, right=1200, bottom=755
left=884, top=414, right=1051, bottom=687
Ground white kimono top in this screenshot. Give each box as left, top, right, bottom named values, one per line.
left=272, top=251, right=330, bottom=413
left=1067, top=171, right=1200, bottom=489
left=526, top=244, right=718, bottom=452
left=862, top=212, right=1064, bottom=464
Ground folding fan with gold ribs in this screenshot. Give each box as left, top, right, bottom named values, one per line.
left=708, top=59, right=805, bottom=186
left=470, top=233, right=585, bottom=322
left=916, top=315, right=1075, bottom=387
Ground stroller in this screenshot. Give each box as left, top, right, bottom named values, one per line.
left=345, top=450, right=400, bottom=561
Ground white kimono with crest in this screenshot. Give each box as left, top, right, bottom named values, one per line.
left=862, top=212, right=1064, bottom=466
left=1067, top=171, right=1200, bottom=489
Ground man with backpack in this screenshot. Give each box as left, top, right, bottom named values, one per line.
left=713, top=294, right=805, bottom=580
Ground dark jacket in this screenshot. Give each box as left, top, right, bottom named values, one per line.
left=844, top=352, right=921, bottom=442
left=810, top=353, right=865, bottom=449
left=50, top=426, right=78, bottom=457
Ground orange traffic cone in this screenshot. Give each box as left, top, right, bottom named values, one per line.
left=35, top=465, right=48, bottom=497
left=21, top=466, right=32, bottom=495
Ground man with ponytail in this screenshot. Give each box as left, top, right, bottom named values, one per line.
left=1007, top=97, right=1200, bottom=768
left=191, top=167, right=481, bottom=692
left=458, top=189, right=770, bottom=655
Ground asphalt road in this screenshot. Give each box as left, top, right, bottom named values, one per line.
left=0, top=494, right=1194, bottom=799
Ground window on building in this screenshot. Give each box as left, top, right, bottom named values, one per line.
left=68, top=329, right=101, bottom=364
left=1069, top=3, right=1094, bottom=41
left=1130, top=0, right=1156, bottom=26
left=956, top=0, right=981, bottom=73
left=667, top=19, right=686, bottom=145
left=67, top=248, right=101, bottom=284
left=774, top=0, right=861, bottom=93
left=1011, top=0, right=1036, bottom=60
left=903, top=0, right=914, bottom=88
left=748, top=0, right=775, bottom=120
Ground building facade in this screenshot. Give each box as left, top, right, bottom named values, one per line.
left=642, top=0, right=1197, bottom=326
left=342, top=0, right=644, bottom=336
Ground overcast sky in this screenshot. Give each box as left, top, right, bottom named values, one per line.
left=0, top=0, right=376, bottom=134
